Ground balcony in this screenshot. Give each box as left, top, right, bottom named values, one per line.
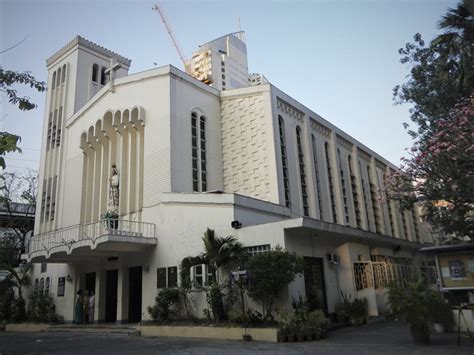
left=24, top=220, right=157, bottom=263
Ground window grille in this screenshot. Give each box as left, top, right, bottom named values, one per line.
left=325, top=142, right=337, bottom=223
left=244, top=244, right=270, bottom=257
left=296, top=127, right=309, bottom=216
left=353, top=262, right=374, bottom=291
left=191, top=112, right=207, bottom=192
left=278, top=116, right=290, bottom=207
left=311, top=135, right=323, bottom=220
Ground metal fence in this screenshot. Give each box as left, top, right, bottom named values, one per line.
left=27, top=219, right=156, bottom=254
left=353, top=261, right=436, bottom=290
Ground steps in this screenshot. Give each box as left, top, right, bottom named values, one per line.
left=48, top=324, right=139, bottom=335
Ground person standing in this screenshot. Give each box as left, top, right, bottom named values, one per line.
left=74, top=290, right=84, bottom=324
left=83, top=290, right=90, bottom=323
left=88, top=291, right=95, bottom=323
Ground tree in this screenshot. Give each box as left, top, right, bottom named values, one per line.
left=0, top=170, right=37, bottom=266
left=246, top=246, right=303, bottom=320
left=0, top=68, right=46, bottom=169
left=393, top=1, right=473, bottom=137
left=390, top=1, right=474, bottom=241
left=386, top=98, right=474, bottom=241
left=182, top=228, right=244, bottom=320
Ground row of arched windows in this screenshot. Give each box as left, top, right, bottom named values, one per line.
left=34, top=277, right=50, bottom=295
left=91, top=64, right=109, bottom=86
left=191, top=111, right=207, bottom=192
left=51, top=64, right=66, bottom=91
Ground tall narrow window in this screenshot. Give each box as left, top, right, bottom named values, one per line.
left=45, top=277, right=50, bottom=296
left=278, top=116, right=290, bottom=207
left=191, top=112, right=207, bottom=192
left=91, top=64, right=99, bottom=82
left=338, top=149, right=350, bottom=225
left=368, top=166, right=382, bottom=234
left=52, top=72, right=56, bottom=90
left=359, top=161, right=371, bottom=231
left=61, top=64, right=66, bottom=84
left=325, top=142, right=337, bottom=223
left=56, top=67, right=61, bottom=88
left=412, top=209, right=421, bottom=242
left=199, top=116, right=207, bottom=191
left=296, top=127, right=309, bottom=216
left=311, top=135, right=323, bottom=220
left=348, top=155, right=361, bottom=228
left=100, top=67, right=107, bottom=85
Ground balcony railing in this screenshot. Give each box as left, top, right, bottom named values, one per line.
left=27, top=219, right=156, bottom=255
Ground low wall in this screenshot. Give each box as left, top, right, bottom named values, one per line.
left=452, top=309, right=474, bottom=332
left=5, top=323, right=50, bottom=332
left=138, top=325, right=278, bottom=342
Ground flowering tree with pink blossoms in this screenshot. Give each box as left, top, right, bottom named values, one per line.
left=385, top=97, right=474, bottom=241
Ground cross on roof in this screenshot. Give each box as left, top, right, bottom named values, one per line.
left=104, top=58, right=122, bottom=93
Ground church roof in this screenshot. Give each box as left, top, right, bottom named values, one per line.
left=46, top=36, right=131, bottom=68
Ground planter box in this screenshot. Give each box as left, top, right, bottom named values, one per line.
left=138, top=325, right=278, bottom=342
left=6, top=323, right=50, bottom=332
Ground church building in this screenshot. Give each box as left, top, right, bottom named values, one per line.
left=25, top=33, right=435, bottom=323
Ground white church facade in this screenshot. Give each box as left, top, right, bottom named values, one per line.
left=25, top=34, right=435, bottom=323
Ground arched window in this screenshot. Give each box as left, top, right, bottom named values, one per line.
left=91, top=64, right=99, bottom=82
left=61, top=64, right=66, bottom=84
left=348, top=155, right=361, bottom=228
left=311, top=135, right=323, bottom=220
left=337, top=149, right=350, bottom=225
left=191, top=112, right=207, bottom=192
left=278, top=116, right=290, bottom=207
left=45, top=277, right=50, bottom=296
left=52, top=72, right=56, bottom=90
left=296, top=126, right=308, bottom=216
left=56, top=67, right=61, bottom=88
left=367, top=165, right=382, bottom=234
left=34, top=279, right=39, bottom=292
left=100, top=67, right=107, bottom=85
left=325, top=142, right=337, bottom=223
left=39, top=278, right=45, bottom=295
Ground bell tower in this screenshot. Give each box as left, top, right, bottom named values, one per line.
left=35, top=36, right=131, bottom=234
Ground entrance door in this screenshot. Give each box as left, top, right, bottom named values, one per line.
left=128, top=266, right=142, bottom=323
left=303, top=257, right=328, bottom=314
left=85, top=272, right=96, bottom=294
left=105, top=269, right=118, bottom=322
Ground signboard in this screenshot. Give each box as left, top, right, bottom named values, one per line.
left=438, top=253, right=474, bottom=289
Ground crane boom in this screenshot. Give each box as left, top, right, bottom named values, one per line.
left=153, top=4, right=188, bottom=66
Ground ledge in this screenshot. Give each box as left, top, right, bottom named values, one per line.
left=138, top=325, right=278, bottom=342
left=5, top=323, right=50, bottom=332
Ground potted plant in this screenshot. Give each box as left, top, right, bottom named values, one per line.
left=429, top=292, right=454, bottom=333
left=349, top=297, right=368, bottom=326
left=388, top=278, right=434, bottom=344
left=287, top=319, right=298, bottom=342
left=307, top=309, right=329, bottom=341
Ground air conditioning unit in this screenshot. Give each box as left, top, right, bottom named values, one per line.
left=327, top=252, right=339, bottom=264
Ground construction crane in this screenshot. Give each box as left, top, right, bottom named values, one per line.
left=152, top=3, right=188, bottom=67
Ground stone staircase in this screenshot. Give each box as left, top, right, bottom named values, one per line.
left=48, top=324, right=139, bottom=335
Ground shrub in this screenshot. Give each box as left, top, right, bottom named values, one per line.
left=147, top=288, right=180, bottom=322
left=206, top=282, right=226, bottom=321
left=26, top=291, right=58, bottom=323
left=246, top=246, right=303, bottom=320
left=334, top=292, right=368, bottom=325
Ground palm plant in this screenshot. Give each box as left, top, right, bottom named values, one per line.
left=432, top=0, right=474, bottom=92
left=200, top=228, right=244, bottom=282
left=387, top=278, right=437, bottom=344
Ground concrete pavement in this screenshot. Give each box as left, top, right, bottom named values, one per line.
left=0, top=320, right=472, bottom=354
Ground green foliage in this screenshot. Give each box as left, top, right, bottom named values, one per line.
left=26, top=291, right=58, bottom=323
left=246, top=246, right=304, bottom=320
left=276, top=307, right=329, bottom=338
left=12, top=297, right=26, bottom=322
left=0, top=277, right=15, bottom=322
left=390, top=1, right=474, bottom=241
left=147, top=288, right=180, bottom=322
left=334, top=292, right=368, bottom=325
left=206, top=282, right=226, bottom=321
left=0, top=68, right=46, bottom=170
left=0, top=68, right=46, bottom=111
left=428, top=292, right=454, bottom=328
left=394, top=1, right=473, bottom=133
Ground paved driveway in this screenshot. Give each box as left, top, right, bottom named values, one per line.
left=0, top=320, right=472, bottom=354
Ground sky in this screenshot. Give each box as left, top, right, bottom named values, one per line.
left=0, top=0, right=459, bottom=173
